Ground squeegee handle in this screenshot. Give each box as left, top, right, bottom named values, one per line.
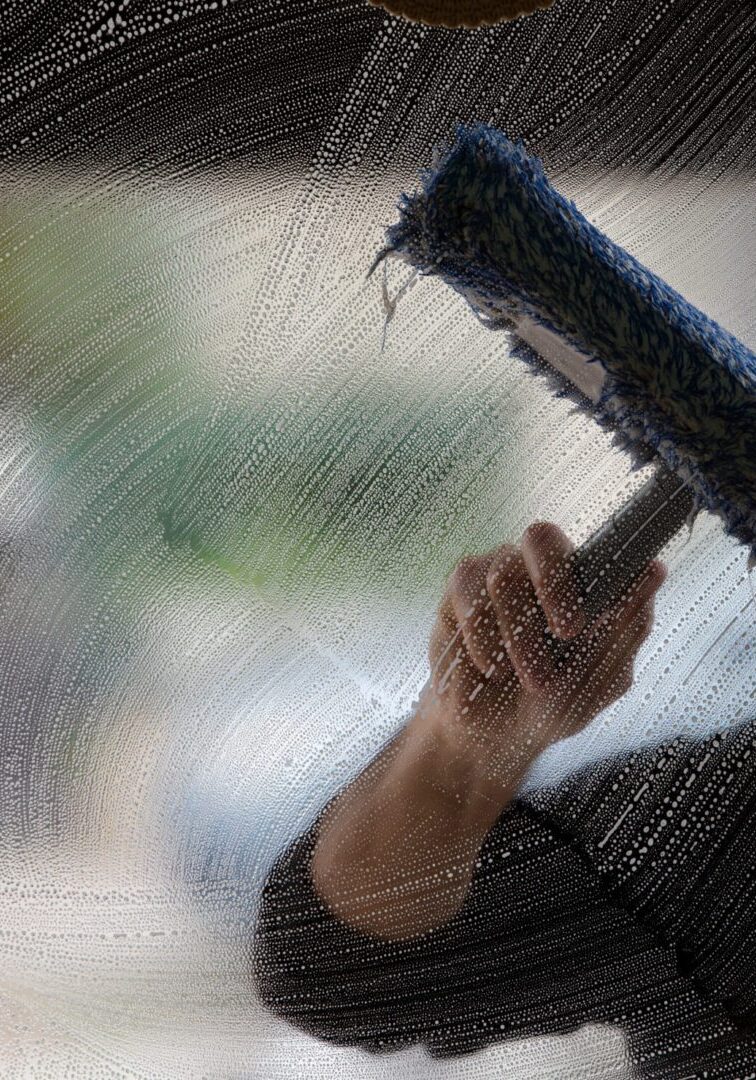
left=568, top=465, right=695, bottom=621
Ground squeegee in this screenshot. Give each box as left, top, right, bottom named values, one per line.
left=369, top=124, right=756, bottom=619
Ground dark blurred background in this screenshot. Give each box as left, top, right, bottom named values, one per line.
left=3, top=0, right=753, bottom=175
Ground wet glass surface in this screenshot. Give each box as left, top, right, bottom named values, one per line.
left=0, top=2, right=754, bottom=1075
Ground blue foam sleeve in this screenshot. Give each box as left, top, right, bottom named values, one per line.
left=370, top=122, right=756, bottom=565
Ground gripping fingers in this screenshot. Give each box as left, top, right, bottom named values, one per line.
left=591, top=598, right=655, bottom=707
left=549, top=557, right=664, bottom=710
left=575, top=561, right=665, bottom=696
left=555, top=601, right=650, bottom=719
left=447, top=556, right=507, bottom=680
left=521, top=522, right=585, bottom=640
left=587, top=559, right=666, bottom=642
left=427, top=594, right=509, bottom=715
left=486, top=546, right=554, bottom=691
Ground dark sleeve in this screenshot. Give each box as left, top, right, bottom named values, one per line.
left=251, top=789, right=668, bottom=1058
left=525, top=722, right=756, bottom=1038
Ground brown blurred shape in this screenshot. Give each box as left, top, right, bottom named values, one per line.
left=368, top=0, right=556, bottom=28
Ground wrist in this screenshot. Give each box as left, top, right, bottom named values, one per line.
left=406, top=696, right=534, bottom=823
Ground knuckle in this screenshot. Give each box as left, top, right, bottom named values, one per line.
left=522, top=520, right=552, bottom=540
left=523, top=520, right=558, bottom=544
left=451, top=555, right=481, bottom=592
left=436, top=595, right=456, bottom=630
left=542, top=574, right=576, bottom=620
left=429, top=606, right=457, bottom=661
left=522, top=521, right=569, bottom=556
left=485, top=564, right=501, bottom=598
left=486, top=545, right=522, bottom=595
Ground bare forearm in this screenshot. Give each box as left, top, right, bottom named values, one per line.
left=311, top=704, right=529, bottom=941
left=311, top=525, right=664, bottom=942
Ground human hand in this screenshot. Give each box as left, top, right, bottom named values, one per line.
left=421, top=521, right=667, bottom=789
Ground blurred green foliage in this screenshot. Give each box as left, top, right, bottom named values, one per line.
left=161, top=381, right=521, bottom=601
left=1, top=171, right=523, bottom=612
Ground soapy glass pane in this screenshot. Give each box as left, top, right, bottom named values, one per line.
left=0, top=1, right=753, bottom=1076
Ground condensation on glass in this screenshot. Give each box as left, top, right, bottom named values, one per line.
left=0, top=1, right=754, bottom=1076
